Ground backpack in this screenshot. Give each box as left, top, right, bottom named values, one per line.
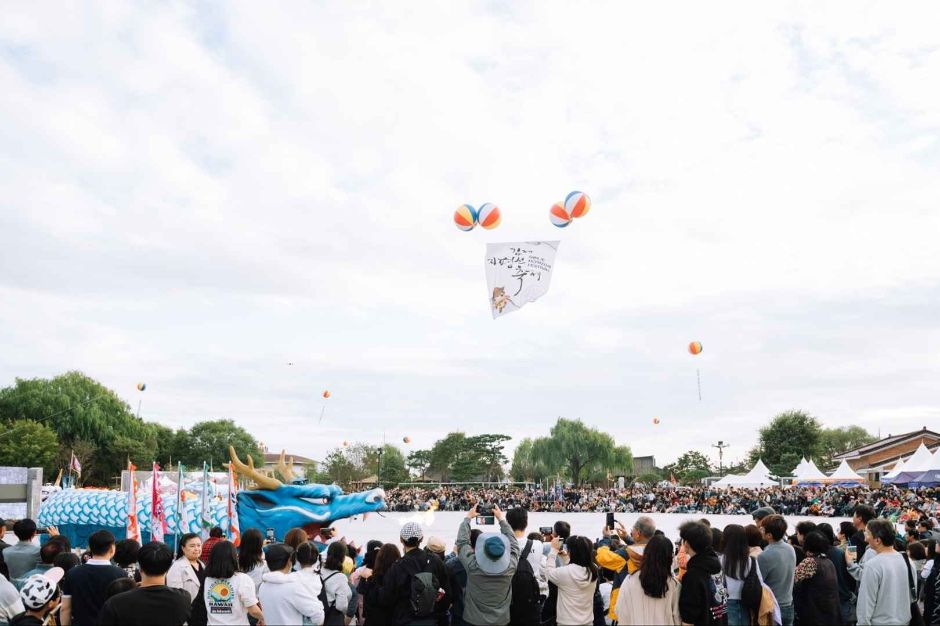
left=511, top=540, right=542, bottom=625
left=706, top=572, right=729, bottom=625
left=740, top=557, right=762, bottom=612
left=319, top=572, right=345, bottom=626
left=409, top=556, right=439, bottom=619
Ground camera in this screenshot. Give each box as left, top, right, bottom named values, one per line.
left=539, top=526, right=553, bottom=536
left=476, top=502, right=494, bottom=517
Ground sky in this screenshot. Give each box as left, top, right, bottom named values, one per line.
left=1, top=1, right=939, bottom=471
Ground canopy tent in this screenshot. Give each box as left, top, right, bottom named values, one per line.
left=882, top=456, right=908, bottom=481
left=791, top=457, right=809, bottom=475
left=908, top=448, right=940, bottom=488
left=714, top=459, right=777, bottom=488
left=828, top=459, right=865, bottom=486
left=711, top=474, right=745, bottom=488
left=794, top=460, right=829, bottom=485
left=884, top=443, right=934, bottom=485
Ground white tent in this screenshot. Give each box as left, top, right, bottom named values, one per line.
left=794, top=460, right=828, bottom=484
left=791, top=457, right=808, bottom=475
left=711, top=474, right=745, bottom=488
left=888, top=443, right=935, bottom=484
left=828, top=459, right=865, bottom=484
left=882, top=456, right=907, bottom=480
left=714, top=459, right=777, bottom=488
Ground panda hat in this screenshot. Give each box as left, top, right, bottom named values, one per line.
left=20, top=567, right=64, bottom=610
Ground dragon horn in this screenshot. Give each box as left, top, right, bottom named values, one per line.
left=228, top=446, right=282, bottom=490
left=275, top=450, right=296, bottom=483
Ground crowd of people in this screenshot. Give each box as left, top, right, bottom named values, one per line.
left=385, top=483, right=940, bottom=519
left=2, top=501, right=940, bottom=625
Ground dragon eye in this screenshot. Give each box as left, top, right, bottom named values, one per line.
left=300, top=497, right=330, bottom=506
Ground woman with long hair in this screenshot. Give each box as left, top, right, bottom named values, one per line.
left=793, top=530, right=841, bottom=625
left=200, top=540, right=264, bottom=626
left=817, top=522, right=856, bottom=623
left=358, top=543, right=401, bottom=626
left=545, top=535, right=599, bottom=626
left=237, top=528, right=269, bottom=592
left=320, top=541, right=352, bottom=625
left=166, top=533, right=205, bottom=602
left=721, top=524, right=763, bottom=626
left=614, top=534, right=681, bottom=625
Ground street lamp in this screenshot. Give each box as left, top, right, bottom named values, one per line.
left=712, top=441, right=730, bottom=476
left=376, top=446, right=384, bottom=488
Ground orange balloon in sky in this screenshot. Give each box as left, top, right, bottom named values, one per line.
left=403, top=436, right=411, bottom=444
left=653, top=417, right=661, bottom=425
left=688, top=342, right=703, bottom=355
left=323, top=390, right=331, bottom=399
left=342, top=440, right=349, bottom=448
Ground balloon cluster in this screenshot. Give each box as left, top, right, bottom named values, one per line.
left=453, top=203, right=502, bottom=232
left=550, top=191, right=591, bottom=228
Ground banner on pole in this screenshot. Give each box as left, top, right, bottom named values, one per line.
left=126, top=461, right=141, bottom=543
left=485, top=241, right=560, bottom=319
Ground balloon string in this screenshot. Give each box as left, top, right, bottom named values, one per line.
left=697, top=368, right=702, bottom=401
left=319, top=405, right=326, bottom=423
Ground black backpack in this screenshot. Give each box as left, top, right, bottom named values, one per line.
left=409, top=556, right=439, bottom=619
left=511, top=540, right=541, bottom=625
left=319, top=571, right=345, bottom=626
left=740, top=557, right=762, bottom=612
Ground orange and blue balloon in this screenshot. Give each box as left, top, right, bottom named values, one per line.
left=565, top=191, right=591, bottom=218
left=323, top=390, right=331, bottom=399
left=688, top=342, right=703, bottom=355
left=550, top=202, right=571, bottom=228
left=137, top=382, right=146, bottom=391
left=477, top=203, right=501, bottom=230
left=403, top=436, right=411, bottom=444
left=454, top=204, right=477, bottom=231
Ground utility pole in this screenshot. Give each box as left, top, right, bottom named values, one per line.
left=712, top=440, right=730, bottom=476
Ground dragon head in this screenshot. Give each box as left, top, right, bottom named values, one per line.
left=229, top=447, right=386, bottom=538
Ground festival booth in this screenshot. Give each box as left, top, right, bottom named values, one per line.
left=908, top=448, right=940, bottom=488
left=826, top=459, right=866, bottom=487
left=793, top=459, right=829, bottom=486
left=882, top=457, right=908, bottom=484
left=883, top=443, right=934, bottom=485
left=792, top=457, right=808, bottom=475
left=714, top=460, right=777, bottom=489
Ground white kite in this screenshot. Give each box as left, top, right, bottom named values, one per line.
left=485, top=241, right=560, bottom=319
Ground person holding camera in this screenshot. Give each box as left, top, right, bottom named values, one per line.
left=456, top=503, right=519, bottom=626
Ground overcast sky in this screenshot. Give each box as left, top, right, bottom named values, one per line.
left=2, top=2, right=939, bottom=470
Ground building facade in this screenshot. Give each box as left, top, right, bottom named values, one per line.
left=832, top=427, right=940, bottom=485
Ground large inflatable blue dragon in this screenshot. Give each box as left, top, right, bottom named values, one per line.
left=38, top=447, right=386, bottom=547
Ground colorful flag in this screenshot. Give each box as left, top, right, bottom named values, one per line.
left=200, top=462, right=212, bottom=539
left=485, top=241, right=560, bottom=318
left=69, top=451, right=82, bottom=477
left=151, top=462, right=167, bottom=543
left=670, top=472, right=678, bottom=485
left=227, top=464, right=240, bottom=546
left=175, top=463, right=185, bottom=542
left=126, top=460, right=141, bottom=543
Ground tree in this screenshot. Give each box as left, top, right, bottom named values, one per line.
left=406, top=449, right=432, bottom=480
left=469, top=434, right=511, bottom=482
left=819, top=426, right=876, bottom=468
left=321, top=449, right=358, bottom=486
left=0, top=420, right=59, bottom=476
left=429, top=433, right=467, bottom=482
left=370, top=444, right=408, bottom=487
left=427, top=432, right=512, bottom=482
left=662, top=450, right=713, bottom=483
left=750, top=410, right=823, bottom=476
left=510, top=438, right=558, bottom=483
left=173, top=419, right=263, bottom=468
left=538, top=418, right=631, bottom=486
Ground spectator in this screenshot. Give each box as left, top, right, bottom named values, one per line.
left=793, top=531, right=841, bottom=625
left=199, top=528, right=223, bottom=563
left=751, top=507, right=775, bottom=525
left=321, top=542, right=353, bottom=624
left=838, top=521, right=856, bottom=549
left=0, top=570, right=24, bottom=626
left=744, top=525, right=764, bottom=557
left=923, top=539, right=940, bottom=625
left=541, top=520, right=571, bottom=625
left=21, top=541, right=65, bottom=581
left=456, top=505, right=519, bottom=626
left=60, top=530, right=126, bottom=626
left=0, top=518, right=8, bottom=552
left=359, top=543, right=400, bottom=626
left=757, top=515, right=796, bottom=626
left=293, top=542, right=325, bottom=619
left=98, top=541, right=191, bottom=626
left=597, top=516, right=655, bottom=624
left=614, top=534, right=680, bottom=625
left=544, top=535, right=598, bottom=626
left=505, top=508, right=547, bottom=597
left=236, top=529, right=268, bottom=592
left=14, top=568, right=63, bottom=626
left=817, top=522, right=855, bottom=623
left=199, top=540, right=263, bottom=626
left=284, top=528, right=309, bottom=553
left=426, top=537, right=447, bottom=562
left=907, top=541, right=927, bottom=580
left=678, top=520, right=727, bottom=626
left=444, top=529, right=480, bottom=626
left=851, top=505, right=877, bottom=564
left=721, top=524, right=762, bottom=626
left=258, top=543, right=323, bottom=625
left=4, top=520, right=42, bottom=588
left=113, top=539, right=141, bottom=581
left=53, top=553, right=81, bottom=576
left=103, top=578, right=135, bottom=599
left=856, top=519, right=916, bottom=625
left=351, top=540, right=383, bottom=624
left=166, top=533, right=204, bottom=602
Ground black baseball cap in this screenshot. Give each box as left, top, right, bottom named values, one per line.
left=264, top=543, right=295, bottom=571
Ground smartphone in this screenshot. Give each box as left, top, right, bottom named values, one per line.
left=475, top=516, right=495, bottom=526
left=847, top=545, right=858, bottom=557
left=539, top=526, right=553, bottom=535
left=606, top=513, right=615, bottom=530
left=265, top=528, right=276, bottom=542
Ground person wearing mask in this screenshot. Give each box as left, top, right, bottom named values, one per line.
left=199, top=528, right=224, bottom=563
left=597, top=516, right=655, bottom=624
left=721, top=524, right=762, bottom=626
left=98, top=542, right=191, bottom=626
left=544, top=536, right=598, bottom=626
left=678, top=520, right=727, bottom=626
left=816, top=522, right=855, bottom=624
left=60, top=530, right=126, bottom=626
left=614, top=534, right=680, bottom=625
left=257, top=543, right=323, bottom=625
left=456, top=505, right=519, bottom=626
left=166, top=533, right=205, bottom=603
left=856, top=519, right=917, bottom=626
left=444, top=530, right=480, bottom=626
left=198, top=541, right=264, bottom=626
left=13, top=568, right=63, bottom=626
left=359, top=544, right=400, bottom=626
left=4, top=521, right=46, bottom=588
left=236, top=529, right=268, bottom=593
left=792, top=531, right=841, bottom=625
left=320, top=542, right=353, bottom=625
left=757, top=515, right=796, bottom=626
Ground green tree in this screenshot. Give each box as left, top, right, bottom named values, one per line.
left=0, top=420, right=59, bottom=475
left=538, top=418, right=631, bottom=486
left=321, top=449, right=358, bottom=486
left=370, top=444, right=408, bottom=487
left=662, top=450, right=714, bottom=483
left=428, top=433, right=467, bottom=482
left=750, top=410, right=823, bottom=476
left=510, top=438, right=558, bottom=483
left=819, top=426, right=876, bottom=468
left=406, top=449, right=432, bottom=480
left=636, top=472, right=664, bottom=485
left=469, top=434, right=511, bottom=482
left=174, top=419, right=263, bottom=468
